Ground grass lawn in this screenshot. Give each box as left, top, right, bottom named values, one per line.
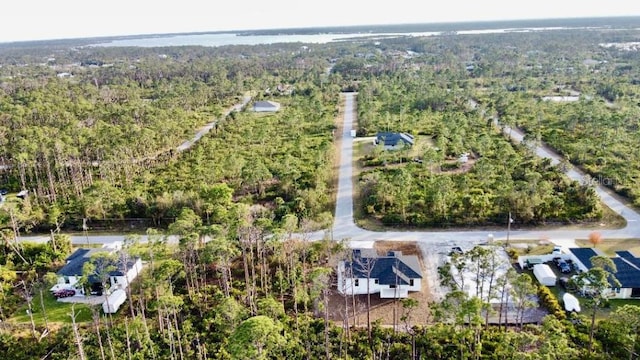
left=508, top=242, right=556, bottom=257
left=575, top=238, right=640, bottom=257
left=10, top=291, right=93, bottom=325
left=600, top=203, right=627, bottom=229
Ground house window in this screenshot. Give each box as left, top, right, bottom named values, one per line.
left=615, top=288, right=621, bottom=294
left=354, top=279, right=359, bottom=287
left=410, top=279, right=414, bottom=286
left=113, top=277, right=118, bottom=284
left=64, top=276, right=70, bottom=284
left=374, top=279, right=379, bottom=284
left=389, top=284, right=397, bottom=289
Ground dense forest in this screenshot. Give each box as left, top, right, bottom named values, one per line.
left=0, top=44, right=339, bottom=232
left=2, top=16, right=640, bottom=359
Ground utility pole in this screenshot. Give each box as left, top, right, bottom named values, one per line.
left=506, top=212, right=513, bottom=247
left=83, top=218, right=89, bottom=245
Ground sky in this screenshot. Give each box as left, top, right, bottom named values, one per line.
left=2, top=0, right=640, bottom=43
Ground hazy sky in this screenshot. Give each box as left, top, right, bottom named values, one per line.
left=2, top=0, right=640, bottom=43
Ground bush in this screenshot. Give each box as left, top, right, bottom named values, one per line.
left=537, top=285, right=566, bottom=320
left=382, top=213, right=404, bottom=226
left=506, top=248, right=519, bottom=260
left=441, top=162, right=461, bottom=171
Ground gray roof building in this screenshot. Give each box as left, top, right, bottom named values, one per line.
left=569, top=248, right=640, bottom=289
left=375, top=132, right=415, bottom=148
left=344, top=249, right=422, bottom=285
left=253, top=100, right=281, bottom=112
left=58, top=248, right=140, bottom=283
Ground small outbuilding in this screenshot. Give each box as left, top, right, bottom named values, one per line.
left=533, top=264, right=557, bottom=286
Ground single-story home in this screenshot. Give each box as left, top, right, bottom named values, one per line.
left=520, top=247, right=640, bottom=299
left=337, top=249, right=422, bottom=299
left=253, top=100, right=281, bottom=112
left=374, top=132, right=414, bottom=150
left=569, top=247, right=640, bottom=299
left=50, top=244, right=142, bottom=298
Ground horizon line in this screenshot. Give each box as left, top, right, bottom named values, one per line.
left=1, top=14, right=639, bottom=46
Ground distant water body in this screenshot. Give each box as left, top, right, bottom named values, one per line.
left=90, top=26, right=587, bottom=47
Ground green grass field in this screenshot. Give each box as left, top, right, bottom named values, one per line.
left=11, top=291, right=93, bottom=325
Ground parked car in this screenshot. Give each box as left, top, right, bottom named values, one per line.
left=557, top=260, right=572, bottom=273
left=53, top=289, right=76, bottom=298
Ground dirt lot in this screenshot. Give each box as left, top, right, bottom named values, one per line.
left=327, top=241, right=433, bottom=328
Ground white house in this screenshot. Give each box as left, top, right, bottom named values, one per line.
left=253, top=100, right=281, bottom=112
left=569, top=247, right=640, bottom=299
left=50, top=245, right=142, bottom=298
left=520, top=247, right=640, bottom=299
left=337, top=249, right=422, bottom=299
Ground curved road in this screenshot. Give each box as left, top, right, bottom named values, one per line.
left=21, top=92, right=640, bottom=246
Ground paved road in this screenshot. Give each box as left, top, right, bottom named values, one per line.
left=20, top=93, right=640, bottom=246
left=326, top=93, right=640, bottom=247
left=176, top=95, right=252, bottom=152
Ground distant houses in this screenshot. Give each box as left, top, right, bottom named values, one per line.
left=253, top=100, right=281, bottom=112
left=374, top=132, right=414, bottom=150
left=337, top=249, right=422, bottom=299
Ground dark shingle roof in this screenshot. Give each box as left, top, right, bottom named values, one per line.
left=569, top=248, right=598, bottom=269
left=376, top=132, right=414, bottom=147
left=253, top=100, right=280, bottom=109
left=570, top=248, right=640, bottom=288
left=612, top=257, right=640, bottom=288
left=57, top=248, right=107, bottom=277
left=344, top=250, right=422, bottom=285
left=57, top=248, right=138, bottom=279
left=616, top=251, right=640, bottom=268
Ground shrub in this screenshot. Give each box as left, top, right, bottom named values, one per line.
left=537, top=285, right=566, bottom=321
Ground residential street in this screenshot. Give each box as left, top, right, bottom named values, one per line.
left=176, top=95, right=252, bottom=152
left=330, top=93, right=640, bottom=247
